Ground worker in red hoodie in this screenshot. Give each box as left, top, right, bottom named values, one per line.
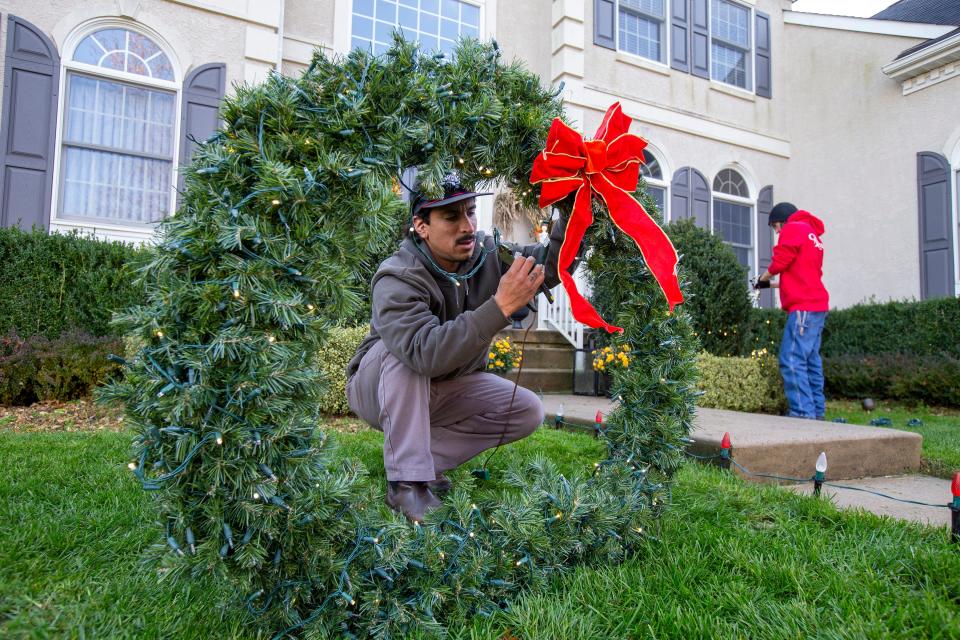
left=755, top=202, right=830, bottom=419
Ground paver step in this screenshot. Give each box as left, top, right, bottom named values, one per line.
left=538, top=394, right=922, bottom=481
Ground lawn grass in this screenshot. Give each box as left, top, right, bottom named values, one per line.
left=825, top=399, right=960, bottom=478
left=1, top=426, right=958, bottom=639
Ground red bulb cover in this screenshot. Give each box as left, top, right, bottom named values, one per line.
left=952, top=472, right=960, bottom=497
left=720, top=432, right=731, bottom=450
left=595, top=410, right=603, bottom=423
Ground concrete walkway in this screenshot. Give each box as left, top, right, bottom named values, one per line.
left=540, top=393, right=951, bottom=527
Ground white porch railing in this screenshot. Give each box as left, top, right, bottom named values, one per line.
left=537, top=269, right=590, bottom=349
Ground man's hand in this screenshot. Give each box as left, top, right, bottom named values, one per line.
left=494, top=253, right=545, bottom=318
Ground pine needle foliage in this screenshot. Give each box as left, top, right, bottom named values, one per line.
left=98, top=37, right=697, bottom=639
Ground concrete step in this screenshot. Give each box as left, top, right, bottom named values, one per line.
left=503, top=368, right=572, bottom=394
left=497, top=328, right=574, bottom=347
left=513, top=345, right=574, bottom=369
left=538, top=394, right=923, bottom=482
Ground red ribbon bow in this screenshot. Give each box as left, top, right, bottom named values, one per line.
left=530, top=103, right=683, bottom=333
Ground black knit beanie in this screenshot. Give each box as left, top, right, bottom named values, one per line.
left=769, top=202, right=797, bottom=226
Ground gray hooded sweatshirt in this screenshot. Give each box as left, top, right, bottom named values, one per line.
left=346, top=217, right=575, bottom=382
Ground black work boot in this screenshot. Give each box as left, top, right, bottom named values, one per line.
left=428, top=473, right=452, bottom=496
left=386, top=481, right=442, bottom=523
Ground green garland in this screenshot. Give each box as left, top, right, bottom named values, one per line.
left=99, top=37, right=698, bottom=638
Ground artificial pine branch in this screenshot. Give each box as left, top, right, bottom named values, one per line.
left=98, top=36, right=698, bottom=638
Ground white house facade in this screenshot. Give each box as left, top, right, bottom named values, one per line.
left=0, top=0, right=956, bottom=308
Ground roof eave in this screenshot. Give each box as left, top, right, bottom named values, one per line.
left=882, top=31, right=960, bottom=80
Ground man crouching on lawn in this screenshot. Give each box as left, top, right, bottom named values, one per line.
left=345, top=171, right=574, bottom=522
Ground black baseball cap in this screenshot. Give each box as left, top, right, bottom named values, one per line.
left=768, top=202, right=797, bottom=226
left=410, top=172, right=492, bottom=218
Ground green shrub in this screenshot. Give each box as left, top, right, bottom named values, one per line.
left=316, top=325, right=370, bottom=415
left=746, top=298, right=960, bottom=359
left=820, top=298, right=960, bottom=358
left=824, top=354, right=960, bottom=407
left=696, top=350, right=786, bottom=414
left=0, top=330, right=123, bottom=406
left=665, top=219, right=752, bottom=356
left=0, top=227, right=145, bottom=339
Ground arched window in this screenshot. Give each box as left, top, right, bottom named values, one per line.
left=641, top=148, right=668, bottom=218
left=712, top=168, right=753, bottom=272
left=58, top=26, right=178, bottom=225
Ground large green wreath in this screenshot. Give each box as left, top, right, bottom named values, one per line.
left=100, top=38, right=698, bottom=638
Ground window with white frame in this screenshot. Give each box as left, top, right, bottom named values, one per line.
left=712, top=168, right=753, bottom=271
left=640, top=148, right=667, bottom=217
left=710, top=0, right=752, bottom=90
left=352, top=0, right=481, bottom=56
left=618, top=0, right=666, bottom=63
left=59, top=27, right=177, bottom=225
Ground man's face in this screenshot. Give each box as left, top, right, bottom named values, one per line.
left=770, top=222, right=783, bottom=234
left=413, top=198, right=477, bottom=271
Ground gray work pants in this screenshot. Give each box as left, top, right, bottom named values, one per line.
left=346, top=340, right=544, bottom=481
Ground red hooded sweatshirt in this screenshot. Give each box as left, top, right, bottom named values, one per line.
left=768, top=210, right=829, bottom=312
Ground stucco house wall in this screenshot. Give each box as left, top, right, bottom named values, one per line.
left=782, top=16, right=958, bottom=307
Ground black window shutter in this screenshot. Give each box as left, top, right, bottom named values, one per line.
left=671, top=167, right=691, bottom=221
left=757, top=185, right=774, bottom=307
left=755, top=11, right=772, bottom=98
left=0, top=15, right=60, bottom=231
left=691, top=168, right=710, bottom=228
left=690, top=0, right=709, bottom=79
left=179, top=63, right=226, bottom=172
left=670, top=0, right=690, bottom=72
left=917, top=152, right=955, bottom=299
left=594, top=0, right=617, bottom=50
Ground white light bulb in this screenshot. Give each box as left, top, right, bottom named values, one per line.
left=253, top=492, right=260, bottom=500
left=557, top=403, right=565, bottom=418
left=127, top=462, right=137, bottom=470
left=815, top=451, right=828, bottom=473
left=216, top=436, right=223, bottom=445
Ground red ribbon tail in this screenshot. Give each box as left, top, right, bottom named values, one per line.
left=557, top=184, right=624, bottom=333
left=594, top=175, right=684, bottom=312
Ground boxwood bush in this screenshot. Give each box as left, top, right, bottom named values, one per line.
left=665, top=219, right=752, bottom=357
left=316, top=325, right=370, bottom=415
left=0, top=227, right=145, bottom=339
left=696, top=350, right=786, bottom=414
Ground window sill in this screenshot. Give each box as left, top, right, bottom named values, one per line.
left=52, top=217, right=160, bottom=235
left=709, top=80, right=756, bottom=103
left=615, top=51, right=671, bottom=77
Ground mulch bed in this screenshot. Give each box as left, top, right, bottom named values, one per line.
left=0, top=399, right=367, bottom=434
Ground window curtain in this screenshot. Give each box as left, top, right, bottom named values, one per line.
left=60, top=74, right=174, bottom=224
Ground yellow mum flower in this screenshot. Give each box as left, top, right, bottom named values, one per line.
left=495, top=360, right=503, bottom=367
left=489, top=352, right=495, bottom=359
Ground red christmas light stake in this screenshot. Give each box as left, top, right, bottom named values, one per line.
left=594, top=410, right=603, bottom=439
left=719, top=432, right=732, bottom=471
left=950, top=472, right=960, bottom=545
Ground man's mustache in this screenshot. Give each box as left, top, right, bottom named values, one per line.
left=456, top=234, right=475, bottom=243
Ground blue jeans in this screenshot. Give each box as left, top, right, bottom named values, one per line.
left=778, top=311, right=827, bottom=419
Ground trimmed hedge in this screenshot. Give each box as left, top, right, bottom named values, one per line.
left=317, top=325, right=370, bottom=415
left=0, top=330, right=123, bottom=406
left=665, top=219, right=753, bottom=356
left=746, top=298, right=960, bottom=359
left=824, top=354, right=960, bottom=407
left=745, top=299, right=960, bottom=406
left=696, top=350, right=786, bottom=414
left=0, top=227, right=145, bottom=339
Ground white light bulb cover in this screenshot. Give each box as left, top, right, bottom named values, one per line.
left=815, top=451, right=828, bottom=473
left=557, top=403, right=564, bottom=417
